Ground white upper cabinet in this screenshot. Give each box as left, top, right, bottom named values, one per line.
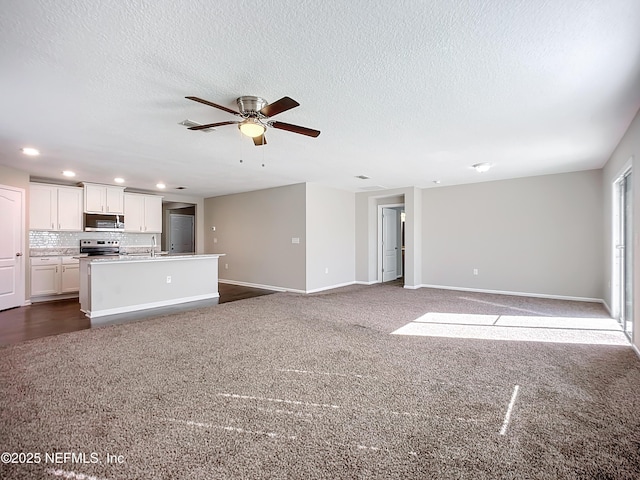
left=105, top=186, right=124, bottom=213
left=83, top=183, right=125, bottom=214
left=30, top=184, right=56, bottom=230
left=29, top=183, right=83, bottom=231
left=144, top=195, right=163, bottom=233
left=57, top=187, right=84, bottom=230
left=124, top=193, right=162, bottom=233
left=123, top=193, right=144, bottom=232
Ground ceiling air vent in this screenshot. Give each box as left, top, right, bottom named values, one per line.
left=355, top=175, right=370, bottom=180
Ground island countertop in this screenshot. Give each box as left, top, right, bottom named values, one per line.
left=80, top=253, right=225, bottom=263
left=79, top=253, right=225, bottom=319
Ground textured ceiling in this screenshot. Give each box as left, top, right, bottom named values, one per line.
left=1, top=0, right=640, bottom=197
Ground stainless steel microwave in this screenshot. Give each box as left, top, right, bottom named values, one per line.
left=84, top=213, right=125, bottom=232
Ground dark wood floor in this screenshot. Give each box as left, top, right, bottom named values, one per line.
left=0, top=283, right=276, bottom=347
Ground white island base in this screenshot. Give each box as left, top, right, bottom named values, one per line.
left=79, top=254, right=224, bottom=319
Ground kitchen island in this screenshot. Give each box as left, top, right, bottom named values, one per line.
left=79, top=254, right=225, bottom=319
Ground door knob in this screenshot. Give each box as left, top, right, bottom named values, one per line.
left=16, top=252, right=22, bottom=257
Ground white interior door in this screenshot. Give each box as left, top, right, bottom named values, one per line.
left=621, top=171, right=633, bottom=337
left=170, top=214, right=195, bottom=253
left=614, top=168, right=633, bottom=339
left=0, top=186, right=25, bottom=310
left=382, top=207, right=398, bottom=282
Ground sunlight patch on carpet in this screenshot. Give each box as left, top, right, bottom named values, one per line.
left=218, top=392, right=341, bottom=409
left=413, top=312, right=499, bottom=325
left=47, top=468, right=110, bottom=480
left=276, top=368, right=375, bottom=379
left=392, top=312, right=629, bottom=345
left=163, top=417, right=297, bottom=440
left=499, top=385, right=520, bottom=435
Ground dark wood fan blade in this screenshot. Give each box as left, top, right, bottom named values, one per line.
left=259, top=97, right=300, bottom=117
left=188, top=121, right=239, bottom=130
left=185, top=96, right=240, bottom=116
left=252, top=134, right=267, bottom=146
left=271, top=121, right=320, bottom=137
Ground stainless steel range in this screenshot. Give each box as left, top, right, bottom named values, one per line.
left=80, top=239, right=121, bottom=257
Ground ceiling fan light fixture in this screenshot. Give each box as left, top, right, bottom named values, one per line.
left=239, top=118, right=266, bottom=138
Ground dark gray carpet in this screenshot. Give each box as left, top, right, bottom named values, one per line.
left=1, top=284, right=640, bottom=479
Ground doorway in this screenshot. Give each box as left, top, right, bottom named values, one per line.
left=378, top=203, right=405, bottom=284
left=162, top=202, right=196, bottom=254
left=613, top=167, right=633, bottom=339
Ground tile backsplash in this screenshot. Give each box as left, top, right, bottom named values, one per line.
left=29, top=230, right=157, bottom=248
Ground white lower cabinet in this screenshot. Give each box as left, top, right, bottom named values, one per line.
left=31, top=256, right=80, bottom=298
left=31, top=258, right=60, bottom=296
left=61, top=260, right=80, bottom=293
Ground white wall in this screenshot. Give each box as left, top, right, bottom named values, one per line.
left=204, top=183, right=307, bottom=291
left=421, top=170, right=604, bottom=300
left=603, top=107, right=640, bottom=349
left=305, top=183, right=355, bottom=292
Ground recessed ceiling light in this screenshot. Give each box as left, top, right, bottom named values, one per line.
left=62, top=170, right=76, bottom=177
left=156, top=183, right=166, bottom=189
left=472, top=163, right=492, bottom=173
left=21, top=147, right=40, bottom=156
left=114, top=177, right=125, bottom=183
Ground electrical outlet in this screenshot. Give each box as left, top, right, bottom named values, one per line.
left=166, top=276, right=172, bottom=283
left=213, top=237, right=217, bottom=244
left=473, top=268, right=478, bottom=276
left=325, top=267, right=329, bottom=274
left=225, top=263, right=228, bottom=270
left=291, top=237, right=300, bottom=244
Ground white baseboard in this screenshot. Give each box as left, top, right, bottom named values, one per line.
left=220, top=278, right=359, bottom=294
left=632, top=343, right=640, bottom=360
left=306, top=281, right=356, bottom=294
left=418, top=284, right=604, bottom=304
left=86, top=293, right=219, bottom=319
left=355, top=280, right=378, bottom=286
left=600, top=299, right=614, bottom=317
left=219, top=279, right=292, bottom=293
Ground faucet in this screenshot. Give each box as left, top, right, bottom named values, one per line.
left=151, top=235, right=156, bottom=257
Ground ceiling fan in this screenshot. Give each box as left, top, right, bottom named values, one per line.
left=185, top=95, right=320, bottom=146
